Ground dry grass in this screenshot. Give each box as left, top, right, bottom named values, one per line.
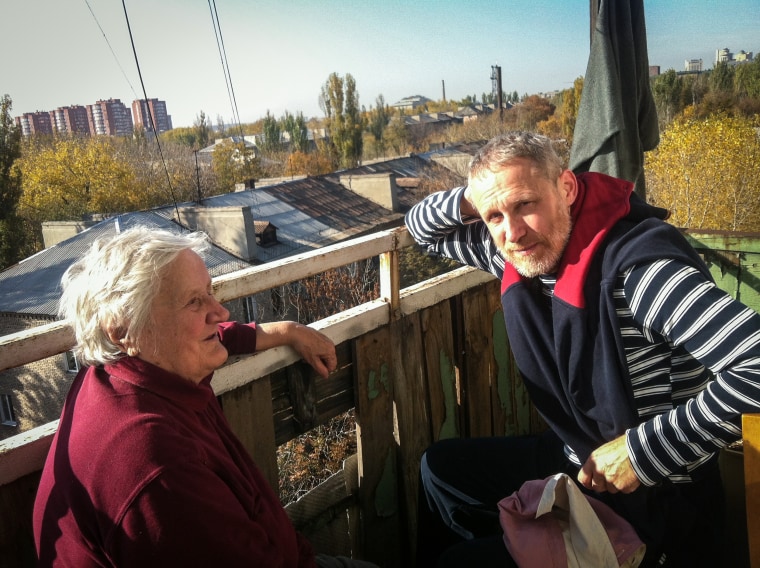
left=277, top=409, right=357, bottom=505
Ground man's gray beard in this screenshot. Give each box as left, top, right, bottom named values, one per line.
left=505, top=217, right=573, bottom=278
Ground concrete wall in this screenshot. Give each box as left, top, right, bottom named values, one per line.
left=41, top=221, right=97, bottom=248
left=176, top=206, right=257, bottom=262
left=339, top=172, right=399, bottom=212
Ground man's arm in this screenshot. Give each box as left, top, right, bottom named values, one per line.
left=583, top=258, right=760, bottom=491
left=405, top=186, right=505, bottom=278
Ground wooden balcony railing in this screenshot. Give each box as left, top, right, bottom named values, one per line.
left=1, top=227, right=758, bottom=567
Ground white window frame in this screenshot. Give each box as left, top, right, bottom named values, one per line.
left=0, top=394, right=17, bottom=427
left=65, top=350, right=80, bottom=373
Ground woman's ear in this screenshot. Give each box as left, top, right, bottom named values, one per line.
left=105, top=323, right=137, bottom=355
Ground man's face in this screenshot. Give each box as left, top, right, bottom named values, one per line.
left=469, top=158, right=577, bottom=277
left=136, top=249, right=231, bottom=384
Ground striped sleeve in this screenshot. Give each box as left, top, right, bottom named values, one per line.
left=623, top=259, right=760, bottom=484
left=404, top=186, right=505, bottom=278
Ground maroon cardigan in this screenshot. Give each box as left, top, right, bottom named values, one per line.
left=34, top=322, right=315, bottom=567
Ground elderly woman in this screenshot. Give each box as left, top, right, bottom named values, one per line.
left=33, top=227, right=373, bottom=568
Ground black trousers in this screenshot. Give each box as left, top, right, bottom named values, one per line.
left=415, top=431, right=725, bottom=568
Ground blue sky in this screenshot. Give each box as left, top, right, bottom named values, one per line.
left=4, top=0, right=758, bottom=127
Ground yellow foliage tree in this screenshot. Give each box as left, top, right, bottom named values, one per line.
left=18, top=137, right=155, bottom=222
left=285, top=151, right=334, bottom=177
left=645, top=112, right=760, bottom=231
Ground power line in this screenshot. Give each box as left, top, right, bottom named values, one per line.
left=208, top=0, right=244, bottom=137
left=120, top=0, right=180, bottom=221
left=83, top=0, right=139, bottom=101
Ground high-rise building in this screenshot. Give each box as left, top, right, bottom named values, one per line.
left=50, top=105, right=91, bottom=135
left=87, top=98, right=134, bottom=136
left=14, top=112, right=54, bottom=137
left=132, top=98, right=173, bottom=134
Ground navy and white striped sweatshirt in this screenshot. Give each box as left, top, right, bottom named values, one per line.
left=405, top=173, right=760, bottom=486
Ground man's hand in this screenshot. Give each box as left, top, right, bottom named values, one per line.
left=578, top=434, right=641, bottom=494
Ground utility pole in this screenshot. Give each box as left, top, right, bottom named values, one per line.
left=193, top=149, right=202, bottom=203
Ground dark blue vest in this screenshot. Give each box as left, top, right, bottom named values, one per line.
left=501, top=172, right=710, bottom=463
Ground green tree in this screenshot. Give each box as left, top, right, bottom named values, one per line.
left=734, top=57, right=760, bottom=99
left=281, top=111, right=309, bottom=154
left=0, top=94, right=29, bottom=268
left=261, top=111, right=282, bottom=154
left=710, top=61, right=735, bottom=93
left=646, top=112, right=760, bottom=231
left=193, top=110, right=211, bottom=148
left=367, top=94, right=390, bottom=158
left=211, top=139, right=259, bottom=192
left=319, top=72, right=363, bottom=168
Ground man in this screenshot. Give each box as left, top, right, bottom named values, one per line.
left=405, top=132, right=760, bottom=567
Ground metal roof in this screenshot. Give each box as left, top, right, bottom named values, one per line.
left=0, top=153, right=448, bottom=317
left=0, top=212, right=250, bottom=317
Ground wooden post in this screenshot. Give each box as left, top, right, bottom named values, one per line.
left=743, top=414, right=760, bottom=566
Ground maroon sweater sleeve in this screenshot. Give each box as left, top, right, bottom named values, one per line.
left=217, top=321, right=258, bottom=356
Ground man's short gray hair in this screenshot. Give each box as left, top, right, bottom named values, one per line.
left=59, top=226, right=210, bottom=367
left=469, top=131, right=564, bottom=182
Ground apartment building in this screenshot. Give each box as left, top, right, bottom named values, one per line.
left=132, top=98, right=173, bottom=133
left=50, top=105, right=91, bottom=135
left=14, top=111, right=53, bottom=137
left=87, top=98, right=134, bottom=136
left=16, top=97, right=149, bottom=138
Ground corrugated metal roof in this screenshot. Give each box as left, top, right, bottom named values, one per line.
left=0, top=212, right=250, bottom=316
left=0, top=153, right=447, bottom=317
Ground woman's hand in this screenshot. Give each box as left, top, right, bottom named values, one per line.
left=255, top=322, right=337, bottom=379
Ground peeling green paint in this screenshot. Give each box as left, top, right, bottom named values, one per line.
left=438, top=349, right=458, bottom=439
left=367, top=363, right=390, bottom=400
left=374, top=450, right=398, bottom=517
left=494, top=309, right=512, bottom=426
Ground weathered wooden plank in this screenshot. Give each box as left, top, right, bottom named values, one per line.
left=0, top=321, right=74, bottom=373
left=213, top=228, right=415, bottom=303
left=390, top=313, right=431, bottom=562
left=0, top=420, right=57, bottom=487
left=220, top=377, right=279, bottom=494
left=420, top=300, right=459, bottom=442
left=462, top=284, right=497, bottom=438
left=285, top=454, right=358, bottom=558
left=742, top=414, right=760, bottom=567
left=353, top=327, right=401, bottom=567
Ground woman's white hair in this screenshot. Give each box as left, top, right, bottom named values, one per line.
left=59, top=226, right=210, bottom=366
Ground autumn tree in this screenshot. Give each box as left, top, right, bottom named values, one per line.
left=538, top=77, right=583, bottom=144
left=319, top=72, right=363, bottom=168
left=285, top=150, right=333, bottom=177
left=17, top=136, right=159, bottom=223
left=211, top=139, right=259, bottom=192
left=646, top=112, right=760, bottom=231
left=0, top=94, right=33, bottom=267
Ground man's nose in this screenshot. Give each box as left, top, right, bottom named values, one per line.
left=502, top=216, right=526, bottom=243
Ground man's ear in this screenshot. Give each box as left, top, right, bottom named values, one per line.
left=558, top=169, right=578, bottom=206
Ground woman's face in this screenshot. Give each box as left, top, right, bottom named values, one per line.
left=136, top=249, right=231, bottom=384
